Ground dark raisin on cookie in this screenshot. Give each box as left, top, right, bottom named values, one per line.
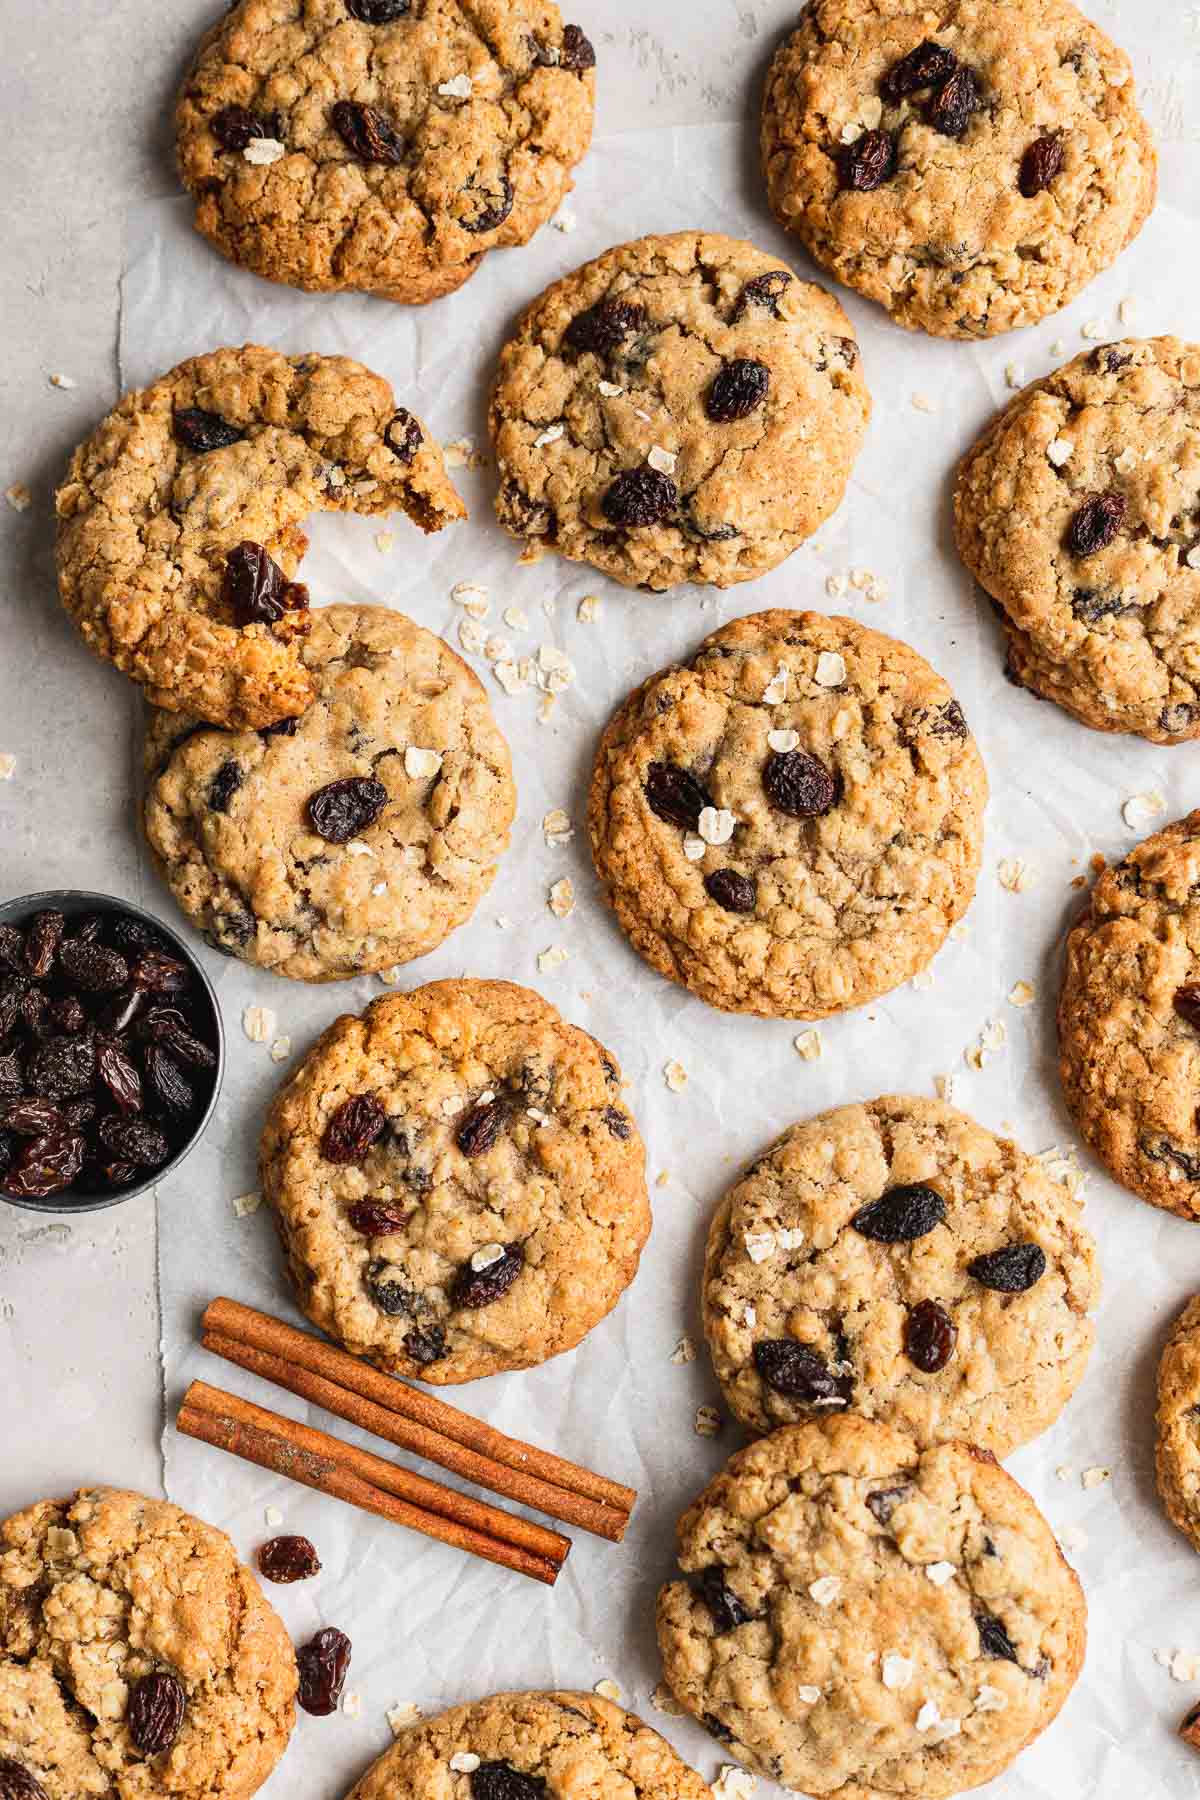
left=384, top=408, right=422, bottom=463
left=975, top=1611, right=1020, bottom=1663
left=704, top=869, right=757, bottom=914
left=851, top=1184, right=946, bottom=1242
left=207, top=760, right=244, bottom=814
left=321, top=1094, right=387, bottom=1163
left=331, top=101, right=406, bottom=164
left=224, top=541, right=309, bottom=629
left=0, top=1760, right=49, bottom=1800
left=753, top=1338, right=844, bottom=1403
left=904, top=1298, right=957, bottom=1372
left=697, top=1565, right=753, bottom=1633
left=127, top=1671, right=186, bottom=1756
left=470, top=1765, right=547, bottom=1800
left=560, top=23, right=596, bottom=70
left=925, top=66, right=981, bottom=137
left=967, top=1243, right=1047, bottom=1292
left=880, top=39, right=958, bottom=103
left=707, top=359, right=770, bottom=423
left=307, top=776, right=388, bottom=843
left=452, top=1243, right=524, bottom=1309
left=1071, top=588, right=1128, bottom=624
left=762, top=749, right=837, bottom=818
left=644, top=761, right=712, bottom=828
left=837, top=128, right=896, bottom=192
left=1019, top=135, right=1065, bottom=197
left=603, top=1106, right=632, bottom=1140
left=1066, top=491, right=1126, bottom=557
left=601, top=466, right=677, bottom=527
left=462, top=176, right=514, bottom=232
left=173, top=408, right=245, bottom=453
left=456, top=1098, right=506, bottom=1157
left=563, top=300, right=649, bottom=356
left=732, top=270, right=793, bottom=320
left=1175, top=985, right=1200, bottom=1030
left=346, top=1200, right=411, bottom=1236
left=346, top=0, right=411, bottom=19
left=405, top=1323, right=448, bottom=1365
left=866, top=1485, right=909, bottom=1526
left=210, top=106, right=275, bottom=152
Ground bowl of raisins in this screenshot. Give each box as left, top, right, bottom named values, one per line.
left=0, top=891, right=225, bottom=1213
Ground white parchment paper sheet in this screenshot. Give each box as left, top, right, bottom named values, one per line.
left=121, top=122, right=1200, bottom=1798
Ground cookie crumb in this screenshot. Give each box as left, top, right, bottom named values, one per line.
left=1007, top=980, right=1035, bottom=1007
left=49, top=372, right=77, bottom=390
left=1004, top=363, right=1024, bottom=390
left=1056, top=1465, right=1073, bottom=1483
left=671, top=1335, right=697, bottom=1365
left=825, top=572, right=849, bottom=600
left=650, top=1683, right=684, bottom=1717
left=1060, top=1524, right=1088, bottom=1556
left=1036, top=1146, right=1087, bottom=1197
left=270, top=1037, right=291, bottom=1063
left=910, top=969, right=935, bottom=991
left=1050, top=338, right=1067, bottom=357
left=537, top=944, right=569, bottom=974
left=233, top=1192, right=261, bottom=1218
left=242, top=1005, right=275, bottom=1043
left=1122, top=789, right=1166, bottom=829
left=712, top=1769, right=757, bottom=1800
left=0, top=754, right=16, bottom=781
left=808, top=1576, right=842, bottom=1607
left=1081, top=1466, right=1111, bottom=1490
left=694, top=1404, right=723, bottom=1438
left=656, top=1170, right=670, bottom=1188
left=998, top=857, right=1035, bottom=892
left=548, top=877, right=575, bottom=919
left=911, top=392, right=937, bottom=413
left=1081, top=319, right=1108, bottom=340
left=387, top=1702, right=423, bottom=1735
left=4, top=482, right=32, bottom=513
left=552, top=205, right=577, bottom=234
left=342, top=1691, right=362, bottom=1718
left=664, top=1059, right=689, bottom=1093
left=542, top=809, right=573, bottom=846
left=1118, top=296, right=1138, bottom=326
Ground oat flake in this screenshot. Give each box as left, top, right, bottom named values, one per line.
left=794, top=1030, right=823, bottom=1062
left=577, top=593, right=600, bottom=621
left=404, top=746, right=443, bottom=779
left=650, top=1683, right=684, bottom=1716
left=744, top=1231, right=776, bottom=1264
left=244, top=136, right=286, bottom=165
left=548, top=877, right=575, bottom=918
left=242, top=1005, right=275, bottom=1043
left=926, top=1561, right=956, bottom=1587
left=233, top=1192, right=261, bottom=1218
left=762, top=664, right=790, bottom=705
left=533, top=423, right=565, bottom=448
left=542, top=808, right=573, bottom=845
left=815, top=651, right=846, bottom=687
left=698, top=805, right=737, bottom=846
left=597, top=380, right=622, bottom=398
left=796, top=1685, right=822, bottom=1705
left=998, top=857, right=1035, bottom=893
left=694, top=1404, right=722, bottom=1438
left=1081, top=1466, right=1111, bottom=1489
left=437, top=72, right=473, bottom=97
left=683, top=833, right=706, bottom=861
left=270, top=1038, right=291, bottom=1063
left=537, top=945, right=568, bottom=974
left=648, top=445, right=677, bottom=475
left=387, top=1702, right=423, bottom=1735
left=882, top=1653, right=914, bottom=1690
left=1046, top=437, right=1074, bottom=467
left=470, top=1243, right=505, bottom=1272
left=4, top=483, right=32, bottom=512
left=826, top=573, right=849, bottom=600
left=912, top=392, right=937, bottom=414
left=1123, top=788, right=1166, bottom=829
left=664, top=1059, right=688, bottom=1093
left=975, top=1685, right=1008, bottom=1713
left=768, top=728, right=800, bottom=753
left=374, top=531, right=394, bottom=554
left=808, top=1576, right=841, bottom=1607
left=0, top=754, right=16, bottom=780
left=264, top=1505, right=283, bottom=1527
left=449, top=1751, right=481, bottom=1772
left=503, top=605, right=528, bottom=631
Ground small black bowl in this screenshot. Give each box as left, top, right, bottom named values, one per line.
left=0, top=890, right=225, bottom=1215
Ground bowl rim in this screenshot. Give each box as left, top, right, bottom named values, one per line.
left=0, top=888, right=226, bottom=1216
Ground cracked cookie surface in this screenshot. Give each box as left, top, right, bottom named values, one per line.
left=1156, top=1295, right=1200, bottom=1555
left=56, top=346, right=465, bottom=730
left=0, top=1487, right=295, bottom=1800
left=956, top=338, right=1200, bottom=743
left=489, top=231, right=870, bottom=590
left=260, top=978, right=650, bottom=1381
left=588, top=610, right=987, bottom=1018
left=143, top=604, right=514, bottom=982
left=176, top=0, right=595, bottom=302
left=344, top=1690, right=710, bottom=1799
left=656, top=1417, right=1086, bottom=1797
left=704, top=1095, right=1099, bottom=1455
left=762, top=0, right=1155, bottom=339
left=1059, top=810, right=1200, bottom=1220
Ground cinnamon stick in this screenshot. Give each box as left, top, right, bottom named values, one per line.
left=178, top=1380, right=566, bottom=1586
left=201, top=1297, right=636, bottom=1539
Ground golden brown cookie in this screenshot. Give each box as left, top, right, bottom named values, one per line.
left=260, top=979, right=651, bottom=1381
left=142, top=604, right=515, bottom=982
left=761, top=0, right=1156, bottom=338
left=489, top=231, right=870, bottom=590
left=0, top=1487, right=296, bottom=1800
left=56, top=346, right=464, bottom=730
left=704, top=1095, right=1099, bottom=1456
left=588, top=609, right=987, bottom=1017
left=1060, top=810, right=1200, bottom=1220
left=343, top=1691, right=711, bottom=1800
left=657, top=1418, right=1087, bottom=1796
left=176, top=0, right=596, bottom=303
left=1156, top=1295, right=1200, bottom=1555
left=956, top=338, right=1200, bottom=743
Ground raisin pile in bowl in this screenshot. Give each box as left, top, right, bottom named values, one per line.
left=0, top=907, right=219, bottom=1202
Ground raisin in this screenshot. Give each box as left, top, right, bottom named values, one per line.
left=560, top=23, right=595, bottom=70
left=208, top=761, right=244, bottom=813
left=931, top=700, right=968, bottom=739
left=925, top=66, right=981, bottom=136
left=975, top=1611, right=1019, bottom=1663
left=307, top=777, right=388, bottom=843
left=17, top=987, right=50, bottom=1040
left=331, top=100, right=405, bottom=163
left=703, top=1714, right=734, bottom=1745
left=145, top=1045, right=194, bottom=1117
left=50, top=995, right=86, bottom=1033
left=224, top=541, right=308, bottom=628
left=470, top=1765, right=547, bottom=1800
left=0, top=1052, right=22, bottom=1098
left=904, top=1299, right=957, bottom=1372
left=1019, top=135, right=1064, bottom=197
left=128, top=1672, right=186, bottom=1756
left=836, top=336, right=859, bottom=367
left=101, top=1161, right=139, bottom=1188
left=1067, top=491, right=1126, bottom=557
left=603, top=1106, right=632, bottom=1140
left=881, top=39, right=958, bottom=102
left=347, top=1200, right=411, bottom=1236
left=131, top=952, right=189, bottom=995
left=456, top=1098, right=506, bottom=1157
left=211, top=106, right=273, bottom=152
left=321, top=1095, right=387, bottom=1164
left=27, top=1034, right=96, bottom=1098
left=0, top=925, right=24, bottom=972
left=0, top=979, right=26, bottom=1038
left=258, top=1535, right=322, bottom=1582
left=602, top=466, right=677, bottom=527
left=24, top=912, right=64, bottom=979
left=97, top=1117, right=170, bottom=1169
left=707, top=359, right=770, bottom=424
left=563, top=300, right=648, bottom=357
left=462, top=176, right=514, bottom=232
left=697, top=1566, right=752, bottom=1633
left=1099, top=348, right=1133, bottom=373
left=704, top=869, right=757, bottom=914
left=1, top=1132, right=86, bottom=1199
left=365, top=1262, right=415, bottom=1315
left=94, top=1038, right=143, bottom=1114
left=851, top=1184, right=946, bottom=1242
left=753, top=1339, right=843, bottom=1403
left=0, top=1135, right=13, bottom=1177
left=645, top=761, right=712, bottom=829
left=62, top=1098, right=96, bottom=1129
left=967, top=1243, right=1047, bottom=1292
left=260, top=716, right=299, bottom=740
left=837, top=128, right=896, bottom=192
left=866, top=1486, right=909, bottom=1526
left=1176, top=985, right=1200, bottom=1030
left=346, top=0, right=411, bottom=18
left=763, top=749, right=837, bottom=818
left=59, top=940, right=128, bottom=993
left=111, top=917, right=167, bottom=954
left=296, top=1627, right=352, bottom=1716
left=173, top=408, right=245, bottom=453
left=452, top=1244, right=523, bottom=1309
left=101, top=988, right=145, bottom=1036
left=733, top=270, right=793, bottom=320
left=1180, top=1703, right=1200, bottom=1748
left=1147, top=1138, right=1200, bottom=1183
left=0, top=1760, right=49, bottom=1800
left=0, top=1099, right=68, bottom=1137
left=405, top=1324, right=446, bottom=1365
left=141, top=1007, right=216, bottom=1069
left=384, top=408, right=422, bottom=463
